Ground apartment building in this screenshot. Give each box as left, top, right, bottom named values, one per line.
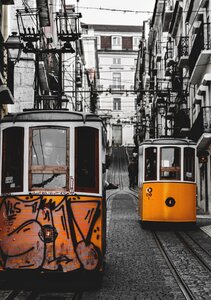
left=82, top=24, right=142, bottom=146
left=0, top=0, right=14, bottom=118
left=135, top=0, right=211, bottom=213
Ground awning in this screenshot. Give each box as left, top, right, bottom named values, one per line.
left=0, top=86, right=14, bottom=104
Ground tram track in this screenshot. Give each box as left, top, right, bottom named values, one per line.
left=153, top=231, right=211, bottom=299
left=2, top=289, right=83, bottom=300
left=152, top=231, right=195, bottom=300
left=175, top=232, right=211, bottom=273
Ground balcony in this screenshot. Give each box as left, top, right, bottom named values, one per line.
left=109, top=85, right=125, bottom=93
left=178, top=36, right=189, bottom=68
left=169, top=0, right=183, bottom=38
left=164, top=40, right=174, bottom=68
left=162, top=4, right=173, bottom=32
left=155, top=42, right=162, bottom=62
left=156, top=79, right=170, bottom=97
left=189, top=107, right=211, bottom=149
left=189, top=23, right=211, bottom=84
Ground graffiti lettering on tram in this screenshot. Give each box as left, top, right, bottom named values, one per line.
left=0, top=195, right=102, bottom=272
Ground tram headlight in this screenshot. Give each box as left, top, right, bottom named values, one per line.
left=39, top=225, right=58, bottom=243
left=165, top=197, right=176, bottom=207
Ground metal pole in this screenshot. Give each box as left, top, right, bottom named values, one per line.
left=75, top=53, right=78, bottom=111
left=58, top=51, right=62, bottom=109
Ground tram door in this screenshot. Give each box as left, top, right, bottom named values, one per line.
left=112, top=125, right=122, bottom=146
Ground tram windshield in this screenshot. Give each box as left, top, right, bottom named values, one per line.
left=30, top=127, right=68, bottom=190
left=184, top=148, right=195, bottom=181
left=2, top=127, right=24, bottom=193
left=160, top=147, right=181, bottom=180
left=145, top=147, right=157, bottom=181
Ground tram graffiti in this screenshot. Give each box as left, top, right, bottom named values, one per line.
left=0, top=195, right=102, bottom=272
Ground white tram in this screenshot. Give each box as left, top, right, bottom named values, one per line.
left=0, top=110, right=107, bottom=280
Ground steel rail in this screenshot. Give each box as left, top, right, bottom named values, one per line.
left=176, top=232, right=211, bottom=274
left=152, top=231, right=196, bottom=300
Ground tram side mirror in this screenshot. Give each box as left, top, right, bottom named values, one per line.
left=105, top=181, right=118, bottom=190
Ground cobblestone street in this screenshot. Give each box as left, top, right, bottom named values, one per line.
left=82, top=147, right=211, bottom=299
left=83, top=190, right=184, bottom=299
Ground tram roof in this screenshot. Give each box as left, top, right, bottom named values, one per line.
left=140, top=138, right=196, bottom=146
left=0, top=110, right=104, bottom=124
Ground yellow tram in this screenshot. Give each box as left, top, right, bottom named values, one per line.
left=138, top=138, right=196, bottom=225
left=0, top=110, right=107, bottom=280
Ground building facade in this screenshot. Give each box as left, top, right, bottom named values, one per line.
left=6, top=1, right=93, bottom=113
left=0, top=0, right=14, bottom=118
left=82, top=24, right=142, bottom=147
left=135, top=0, right=211, bottom=214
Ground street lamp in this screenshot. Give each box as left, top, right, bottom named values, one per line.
left=4, top=32, right=22, bottom=63
left=4, top=32, right=22, bottom=96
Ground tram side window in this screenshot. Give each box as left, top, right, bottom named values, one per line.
left=160, top=147, right=181, bottom=180
left=145, top=147, right=157, bottom=181
left=75, top=127, right=99, bottom=193
left=2, top=127, right=24, bottom=193
left=184, top=148, right=195, bottom=181
left=30, top=127, right=68, bottom=190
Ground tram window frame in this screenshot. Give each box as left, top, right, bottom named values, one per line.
left=184, top=147, right=195, bottom=182
left=2, top=127, right=24, bottom=193
left=75, top=126, right=99, bottom=193
left=145, top=147, right=157, bottom=181
left=29, top=126, right=69, bottom=191
left=160, top=147, right=181, bottom=180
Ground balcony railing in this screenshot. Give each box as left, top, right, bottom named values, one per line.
left=178, top=36, right=189, bottom=58
left=156, top=79, right=171, bottom=96
left=189, top=23, right=211, bottom=77
left=109, top=85, right=125, bottom=92
left=189, top=106, right=211, bottom=142
left=164, top=40, right=174, bottom=67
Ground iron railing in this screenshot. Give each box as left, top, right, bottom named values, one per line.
left=109, top=85, right=125, bottom=90
left=178, top=36, right=189, bottom=58
left=189, top=106, right=211, bottom=142
left=189, top=23, right=211, bottom=77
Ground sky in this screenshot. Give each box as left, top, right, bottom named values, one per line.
left=68, top=0, right=156, bottom=26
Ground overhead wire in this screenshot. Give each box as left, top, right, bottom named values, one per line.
left=78, top=6, right=153, bottom=14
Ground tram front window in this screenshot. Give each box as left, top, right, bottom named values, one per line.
left=2, top=127, right=24, bottom=193
left=145, top=147, right=157, bottom=181
left=160, top=147, right=181, bottom=180
left=184, top=148, right=195, bottom=181
left=30, top=127, right=68, bottom=190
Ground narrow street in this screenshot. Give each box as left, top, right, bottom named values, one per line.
left=0, top=147, right=211, bottom=299
left=1, top=0, right=211, bottom=299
